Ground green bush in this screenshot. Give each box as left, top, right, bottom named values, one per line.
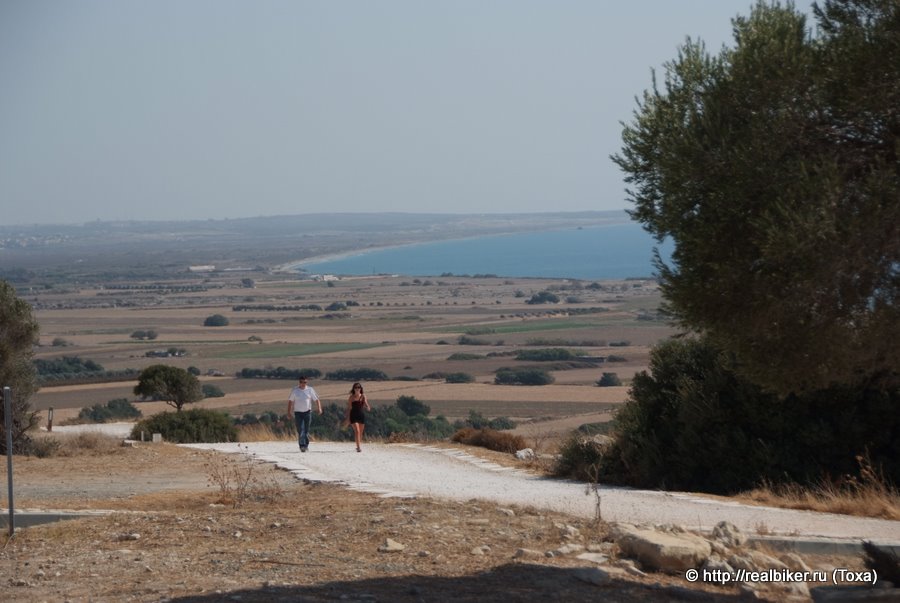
left=447, top=353, right=483, bottom=361
left=596, top=372, right=622, bottom=387
left=324, top=368, right=389, bottom=381
left=77, top=398, right=142, bottom=423
left=130, top=409, right=237, bottom=443
left=203, top=314, right=229, bottom=327
left=592, top=337, right=900, bottom=494
left=454, top=410, right=515, bottom=431
left=525, top=291, right=559, bottom=304
left=515, top=348, right=577, bottom=361
left=494, top=367, right=554, bottom=385
left=445, top=372, right=475, bottom=384
left=202, top=384, right=226, bottom=398
left=396, top=395, right=430, bottom=417
left=239, top=367, right=321, bottom=380
left=554, top=434, right=609, bottom=481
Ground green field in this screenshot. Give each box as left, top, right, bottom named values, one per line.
left=431, top=319, right=609, bottom=335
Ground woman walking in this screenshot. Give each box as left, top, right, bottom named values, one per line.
left=346, top=382, right=371, bottom=452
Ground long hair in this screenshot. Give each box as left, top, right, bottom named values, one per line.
left=349, top=382, right=364, bottom=395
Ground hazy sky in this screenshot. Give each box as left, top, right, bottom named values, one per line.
left=1, top=0, right=771, bottom=225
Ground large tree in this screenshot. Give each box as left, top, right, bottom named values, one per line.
left=0, top=280, right=40, bottom=454
left=134, top=364, right=203, bottom=412
left=613, top=0, right=899, bottom=394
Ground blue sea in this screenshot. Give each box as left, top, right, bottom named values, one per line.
left=299, top=222, right=673, bottom=281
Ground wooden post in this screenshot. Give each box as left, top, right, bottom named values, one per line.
left=47, top=407, right=53, bottom=432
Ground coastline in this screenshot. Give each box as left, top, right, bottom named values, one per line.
left=275, top=219, right=636, bottom=275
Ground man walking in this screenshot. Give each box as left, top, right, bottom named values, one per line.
left=287, top=375, right=323, bottom=452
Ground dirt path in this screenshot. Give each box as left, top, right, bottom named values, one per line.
left=193, top=441, right=900, bottom=544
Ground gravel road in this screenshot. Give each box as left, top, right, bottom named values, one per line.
left=190, top=440, right=900, bottom=544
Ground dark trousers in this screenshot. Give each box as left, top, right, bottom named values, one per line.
left=294, top=410, right=311, bottom=448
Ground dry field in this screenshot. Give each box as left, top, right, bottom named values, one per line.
left=1, top=437, right=860, bottom=603
left=29, top=274, right=672, bottom=431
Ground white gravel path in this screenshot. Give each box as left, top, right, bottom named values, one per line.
left=188, top=440, right=900, bottom=545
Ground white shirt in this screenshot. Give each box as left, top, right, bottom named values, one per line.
left=288, top=385, right=319, bottom=412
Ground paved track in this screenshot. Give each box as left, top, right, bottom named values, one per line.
left=190, top=441, right=900, bottom=545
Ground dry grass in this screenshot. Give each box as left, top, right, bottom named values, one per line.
left=742, top=457, right=900, bottom=521
left=450, top=427, right=527, bottom=454
left=235, top=422, right=293, bottom=442
left=205, top=447, right=285, bottom=507
left=29, top=432, right=125, bottom=458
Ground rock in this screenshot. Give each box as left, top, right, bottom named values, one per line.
left=575, top=552, right=609, bottom=565
left=556, top=543, right=585, bottom=555
left=711, top=521, right=747, bottom=548
left=612, top=523, right=711, bottom=573
left=498, top=508, right=515, bottom=517
left=614, top=558, right=647, bottom=577
left=377, top=538, right=406, bottom=553
left=746, top=550, right=789, bottom=571
left=780, top=552, right=813, bottom=573
left=513, top=548, right=543, bottom=560
left=515, top=448, right=535, bottom=461
left=782, top=581, right=810, bottom=598
left=702, top=554, right=735, bottom=583
left=116, top=533, right=141, bottom=542
left=573, top=567, right=613, bottom=586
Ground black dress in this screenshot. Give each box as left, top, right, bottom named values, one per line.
left=349, top=396, right=366, bottom=424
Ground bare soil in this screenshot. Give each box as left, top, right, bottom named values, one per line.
left=1, top=443, right=858, bottom=602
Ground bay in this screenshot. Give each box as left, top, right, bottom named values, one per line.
left=298, top=222, right=673, bottom=281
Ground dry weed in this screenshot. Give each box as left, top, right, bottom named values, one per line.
left=743, top=455, right=900, bottom=521
left=205, top=448, right=284, bottom=508
left=451, top=427, right=526, bottom=454
left=30, top=432, right=124, bottom=458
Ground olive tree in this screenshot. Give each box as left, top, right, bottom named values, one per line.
left=613, top=0, right=899, bottom=394
left=0, top=280, right=40, bottom=454
left=134, top=364, right=203, bottom=411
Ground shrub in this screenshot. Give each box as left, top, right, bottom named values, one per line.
left=445, top=372, right=475, bottom=384
left=458, top=335, right=491, bottom=346
left=525, top=291, right=559, bottom=304
left=325, top=301, right=347, bottom=311
left=451, top=428, right=527, bottom=453
left=515, top=348, right=577, bottom=362
left=202, top=384, right=226, bottom=398
left=203, top=314, right=229, bottom=327
left=554, top=434, right=609, bottom=481
left=77, top=398, right=142, bottom=423
left=606, top=355, right=627, bottom=362
left=494, top=367, right=554, bottom=385
left=447, top=353, right=483, bottom=361
left=396, top=395, right=430, bottom=417
left=594, top=337, right=900, bottom=494
left=51, top=337, right=71, bottom=347
left=130, top=409, right=237, bottom=443
left=324, top=368, right=389, bottom=381
left=239, top=367, right=321, bottom=380
left=187, top=366, right=201, bottom=376
left=597, top=372, right=622, bottom=387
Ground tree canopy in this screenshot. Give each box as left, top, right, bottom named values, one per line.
left=613, top=0, right=900, bottom=394
left=0, top=280, right=40, bottom=454
left=134, top=364, right=203, bottom=411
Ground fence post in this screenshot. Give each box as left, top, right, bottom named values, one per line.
left=4, top=386, right=14, bottom=536
left=47, top=406, right=53, bottom=432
